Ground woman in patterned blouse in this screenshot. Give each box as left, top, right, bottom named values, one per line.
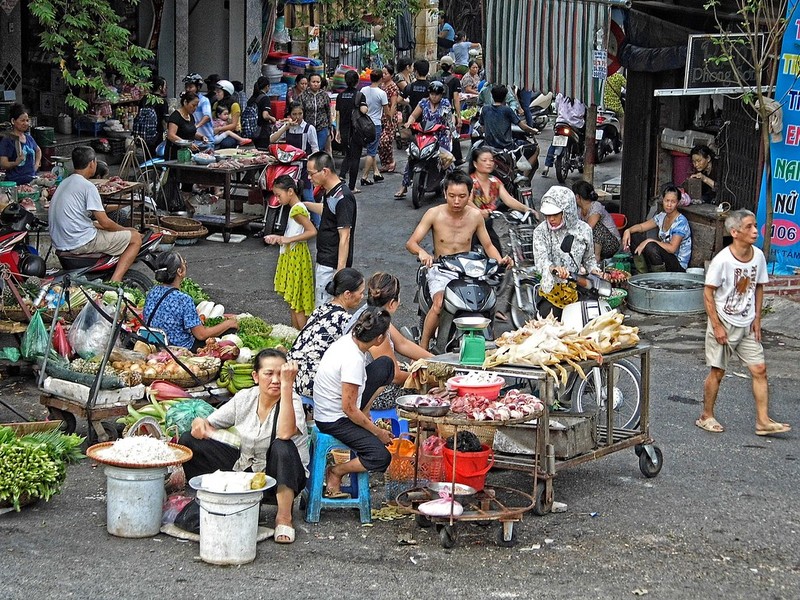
left=143, top=252, right=239, bottom=350
left=287, top=268, right=365, bottom=400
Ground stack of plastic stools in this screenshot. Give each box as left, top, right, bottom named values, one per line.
left=370, top=407, right=409, bottom=437
left=305, top=426, right=372, bottom=524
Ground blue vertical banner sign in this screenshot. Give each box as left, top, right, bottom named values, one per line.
left=757, top=0, right=800, bottom=274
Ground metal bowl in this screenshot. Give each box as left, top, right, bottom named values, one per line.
left=427, top=481, right=477, bottom=502
left=454, top=316, right=491, bottom=330
left=395, top=394, right=450, bottom=417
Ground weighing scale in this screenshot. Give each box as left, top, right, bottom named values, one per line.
left=454, top=317, right=491, bottom=365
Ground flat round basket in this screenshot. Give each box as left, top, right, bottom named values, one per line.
left=86, top=442, right=193, bottom=468
left=141, top=368, right=218, bottom=388
left=160, top=216, right=203, bottom=232
left=148, top=225, right=178, bottom=244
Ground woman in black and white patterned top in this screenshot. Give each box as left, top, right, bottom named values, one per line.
left=287, top=268, right=364, bottom=399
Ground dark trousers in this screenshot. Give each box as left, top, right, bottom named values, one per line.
left=629, top=232, right=685, bottom=272
left=178, top=434, right=307, bottom=500
left=339, top=132, right=363, bottom=190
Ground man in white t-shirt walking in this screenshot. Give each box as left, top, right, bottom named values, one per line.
left=359, top=71, right=388, bottom=186
left=697, top=209, right=791, bottom=436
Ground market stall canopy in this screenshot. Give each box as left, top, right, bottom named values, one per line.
left=484, top=0, right=629, bottom=103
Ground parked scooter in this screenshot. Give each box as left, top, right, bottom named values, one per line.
left=551, top=121, right=585, bottom=184
left=508, top=232, right=642, bottom=429
left=412, top=251, right=502, bottom=354
left=407, top=121, right=451, bottom=209
left=257, top=144, right=308, bottom=236
left=528, top=91, right=554, bottom=131
left=595, top=108, right=622, bottom=163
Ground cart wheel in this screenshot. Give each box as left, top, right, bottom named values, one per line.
left=496, top=522, right=518, bottom=547
left=415, top=514, right=433, bottom=528
left=438, top=524, right=458, bottom=548
left=638, top=446, right=663, bottom=478
left=634, top=443, right=644, bottom=457
left=533, top=483, right=553, bottom=516
left=47, top=407, right=77, bottom=435
left=87, top=421, right=119, bottom=445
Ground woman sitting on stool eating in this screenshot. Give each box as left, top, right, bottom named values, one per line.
left=313, top=307, right=394, bottom=498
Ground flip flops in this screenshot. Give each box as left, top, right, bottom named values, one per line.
left=274, top=524, right=295, bottom=544
left=755, top=421, right=791, bottom=437
left=393, top=190, right=407, bottom=198
left=324, top=489, right=350, bottom=499
left=695, top=416, right=724, bottom=433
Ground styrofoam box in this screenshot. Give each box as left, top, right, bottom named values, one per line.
left=43, top=377, right=146, bottom=407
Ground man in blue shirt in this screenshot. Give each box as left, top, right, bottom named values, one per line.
left=479, top=85, right=539, bottom=170
left=437, top=13, right=455, bottom=58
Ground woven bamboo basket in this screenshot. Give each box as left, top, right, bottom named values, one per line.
left=436, top=422, right=497, bottom=447
left=141, top=368, right=218, bottom=389
left=160, top=216, right=203, bottom=232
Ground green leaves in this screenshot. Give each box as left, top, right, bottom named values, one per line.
left=29, top=0, right=154, bottom=113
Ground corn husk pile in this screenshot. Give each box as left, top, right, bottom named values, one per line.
left=483, top=310, right=639, bottom=383
left=403, top=359, right=456, bottom=392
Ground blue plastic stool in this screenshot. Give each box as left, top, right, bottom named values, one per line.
left=370, top=407, right=409, bottom=437
left=305, top=426, right=372, bottom=524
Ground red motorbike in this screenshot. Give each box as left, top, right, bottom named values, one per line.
left=0, top=204, right=162, bottom=295
left=408, top=122, right=450, bottom=209
left=257, top=144, right=308, bottom=237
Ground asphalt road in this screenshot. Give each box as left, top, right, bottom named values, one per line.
left=2, top=135, right=799, bottom=599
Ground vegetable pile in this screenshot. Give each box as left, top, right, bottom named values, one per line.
left=0, top=426, right=84, bottom=511
left=180, top=278, right=209, bottom=305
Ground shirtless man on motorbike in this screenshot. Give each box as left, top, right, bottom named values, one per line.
left=406, top=170, right=511, bottom=351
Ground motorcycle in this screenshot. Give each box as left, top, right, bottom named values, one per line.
left=412, top=251, right=502, bottom=354
left=595, top=108, right=622, bottom=164
left=528, top=91, right=554, bottom=131
left=507, top=232, right=642, bottom=429
left=551, top=121, right=585, bottom=184
left=407, top=121, right=451, bottom=209
left=257, top=144, right=308, bottom=236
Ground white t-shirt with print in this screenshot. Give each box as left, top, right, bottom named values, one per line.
left=705, top=246, right=768, bottom=328
left=312, top=334, right=367, bottom=423
left=361, top=86, right=388, bottom=126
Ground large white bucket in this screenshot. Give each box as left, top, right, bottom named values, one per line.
left=196, top=488, right=263, bottom=565
left=104, top=465, right=167, bottom=538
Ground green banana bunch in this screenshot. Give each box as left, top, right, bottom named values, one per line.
left=217, top=360, right=256, bottom=395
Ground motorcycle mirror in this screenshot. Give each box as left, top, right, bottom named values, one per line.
left=560, top=234, right=575, bottom=253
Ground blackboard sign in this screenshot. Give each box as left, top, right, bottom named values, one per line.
left=684, top=34, right=760, bottom=90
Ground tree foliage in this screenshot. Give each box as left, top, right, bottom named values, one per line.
left=29, top=0, right=154, bottom=113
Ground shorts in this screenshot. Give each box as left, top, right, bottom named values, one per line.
left=705, top=319, right=765, bottom=370
left=315, top=264, right=335, bottom=308
left=366, top=125, right=382, bottom=156
left=71, top=229, right=132, bottom=256
left=426, top=266, right=458, bottom=296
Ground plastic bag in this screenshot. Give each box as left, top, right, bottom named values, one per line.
left=68, top=301, right=115, bottom=359
left=21, top=310, right=48, bottom=359
left=52, top=321, right=72, bottom=359
left=0, top=347, right=21, bottom=362
left=165, top=399, right=216, bottom=436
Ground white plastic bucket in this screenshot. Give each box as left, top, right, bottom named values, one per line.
left=196, top=488, right=263, bottom=565
left=104, top=465, right=167, bottom=538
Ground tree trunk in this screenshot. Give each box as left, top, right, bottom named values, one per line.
left=759, top=107, right=774, bottom=262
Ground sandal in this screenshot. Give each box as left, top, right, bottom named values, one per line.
left=380, top=164, right=396, bottom=173
left=393, top=190, right=407, bottom=198
left=695, top=416, right=724, bottom=433
left=755, top=421, right=791, bottom=436
left=360, top=178, right=374, bottom=186
left=374, top=174, right=385, bottom=182
left=274, top=524, right=296, bottom=544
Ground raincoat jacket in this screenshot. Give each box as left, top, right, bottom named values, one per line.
left=531, top=186, right=598, bottom=293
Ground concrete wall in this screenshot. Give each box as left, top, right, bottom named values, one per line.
left=0, top=2, right=23, bottom=101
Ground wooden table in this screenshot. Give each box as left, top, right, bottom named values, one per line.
left=91, top=179, right=147, bottom=230
left=162, top=161, right=264, bottom=242
left=679, top=203, right=728, bottom=267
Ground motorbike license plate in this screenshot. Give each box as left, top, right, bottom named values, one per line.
left=552, top=135, right=568, bottom=147
left=595, top=129, right=605, bottom=141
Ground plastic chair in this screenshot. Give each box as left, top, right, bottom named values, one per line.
left=304, top=426, right=372, bottom=524
left=370, top=407, right=409, bottom=437
left=610, top=213, right=628, bottom=232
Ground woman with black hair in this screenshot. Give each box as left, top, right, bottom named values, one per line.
left=688, top=144, right=718, bottom=204
left=0, top=104, right=41, bottom=184
left=179, top=348, right=309, bottom=544
left=247, top=76, right=277, bottom=149
left=142, top=251, right=238, bottom=349
left=573, top=180, right=620, bottom=262
left=287, top=268, right=365, bottom=400
left=313, top=307, right=394, bottom=498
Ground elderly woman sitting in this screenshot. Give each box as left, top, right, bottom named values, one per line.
left=179, top=349, right=309, bottom=544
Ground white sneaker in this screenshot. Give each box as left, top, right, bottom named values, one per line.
left=541, top=168, right=549, bottom=178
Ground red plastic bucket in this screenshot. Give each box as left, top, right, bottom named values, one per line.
left=441, top=444, right=494, bottom=491
left=271, top=100, right=286, bottom=119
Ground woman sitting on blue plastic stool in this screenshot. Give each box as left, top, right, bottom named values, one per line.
left=313, top=308, right=394, bottom=498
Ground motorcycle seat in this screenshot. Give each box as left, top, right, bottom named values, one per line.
left=55, top=250, right=108, bottom=269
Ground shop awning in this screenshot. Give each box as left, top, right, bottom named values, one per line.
left=484, top=0, right=628, bottom=103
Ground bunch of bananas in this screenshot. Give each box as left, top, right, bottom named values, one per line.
left=217, top=360, right=256, bottom=395
left=116, top=395, right=185, bottom=437
left=539, top=281, right=578, bottom=309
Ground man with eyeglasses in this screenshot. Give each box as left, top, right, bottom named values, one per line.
left=304, top=151, right=358, bottom=307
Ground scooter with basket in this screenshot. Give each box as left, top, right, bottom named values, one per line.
left=255, top=144, right=307, bottom=237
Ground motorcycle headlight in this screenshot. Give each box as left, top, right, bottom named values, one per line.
left=420, top=144, right=438, bottom=160
left=409, top=144, right=420, bottom=159
left=464, top=261, right=485, bottom=278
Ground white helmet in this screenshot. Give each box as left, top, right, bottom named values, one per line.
left=216, top=79, right=234, bottom=96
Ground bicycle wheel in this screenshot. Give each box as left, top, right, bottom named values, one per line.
left=510, top=279, right=538, bottom=329
left=570, top=358, right=641, bottom=430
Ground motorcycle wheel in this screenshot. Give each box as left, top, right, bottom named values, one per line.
left=596, top=136, right=608, bottom=164
left=264, top=208, right=279, bottom=236
left=534, top=115, right=549, bottom=130
left=555, top=148, right=570, bottom=184
left=412, top=170, right=426, bottom=209
left=510, top=279, right=538, bottom=329
left=570, top=358, right=642, bottom=430
left=120, top=269, right=153, bottom=293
